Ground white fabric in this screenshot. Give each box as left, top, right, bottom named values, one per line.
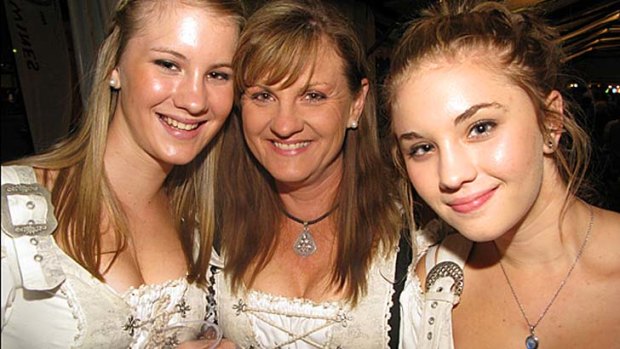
left=409, top=233, right=472, bottom=349
left=1, top=165, right=210, bottom=348
left=213, top=231, right=434, bottom=349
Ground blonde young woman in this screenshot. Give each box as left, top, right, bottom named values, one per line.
left=1, top=0, right=243, bottom=347
left=387, top=1, right=620, bottom=348
left=212, top=0, right=423, bottom=347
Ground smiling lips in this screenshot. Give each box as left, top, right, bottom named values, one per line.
left=448, top=187, right=497, bottom=214
left=273, top=141, right=310, bottom=151
left=161, top=115, right=202, bottom=131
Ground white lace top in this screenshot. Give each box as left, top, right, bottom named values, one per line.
left=1, top=165, right=211, bottom=348
left=212, top=230, right=436, bottom=349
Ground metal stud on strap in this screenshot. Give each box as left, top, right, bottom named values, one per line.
left=1, top=183, right=58, bottom=238
left=425, top=261, right=464, bottom=296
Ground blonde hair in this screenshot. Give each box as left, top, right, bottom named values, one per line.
left=217, top=0, right=401, bottom=304
left=386, top=0, right=591, bottom=225
left=9, top=0, right=245, bottom=283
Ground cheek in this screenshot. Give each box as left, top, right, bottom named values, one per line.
left=210, top=86, right=234, bottom=117
left=241, top=107, right=263, bottom=136
left=405, top=161, right=436, bottom=200
left=489, top=127, right=543, bottom=175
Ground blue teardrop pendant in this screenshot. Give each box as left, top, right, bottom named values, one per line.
left=525, top=334, right=539, bottom=349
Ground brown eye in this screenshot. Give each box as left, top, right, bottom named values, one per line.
left=468, top=120, right=496, bottom=138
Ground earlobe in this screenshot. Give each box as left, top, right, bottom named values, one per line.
left=109, top=68, right=121, bottom=90
left=348, top=78, right=369, bottom=129
left=543, top=90, right=564, bottom=154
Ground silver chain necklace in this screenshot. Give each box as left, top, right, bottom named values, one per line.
left=496, top=207, right=594, bottom=349
left=283, top=206, right=337, bottom=257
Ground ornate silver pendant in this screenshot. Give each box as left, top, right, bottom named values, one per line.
left=293, top=224, right=317, bottom=257
left=525, top=334, right=539, bottom=349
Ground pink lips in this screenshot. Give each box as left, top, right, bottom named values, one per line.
left=159, top=115, right=204, bottom=141
left=448, top=187, right=497, bottom=214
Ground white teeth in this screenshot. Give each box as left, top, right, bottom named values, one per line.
left=162, top=116, right=200, bottom=131
left=273, top=141, right=309, bottom=150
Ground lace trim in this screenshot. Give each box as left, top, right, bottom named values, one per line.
left=59, top=286, right=86, bottom=348
left=232, top=292, right=351, bottom=349
left=121, top=278, right=202, bottom=349
left=206, top=265, right=218, bottom=324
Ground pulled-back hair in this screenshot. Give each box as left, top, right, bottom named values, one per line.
left=218, top=0, right=401, bottom=304
left=386, top=0, right=591, bottom=226
left=9, top=0, right=245, bottom=283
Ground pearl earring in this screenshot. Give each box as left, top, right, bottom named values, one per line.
left=109, top=78, right=118, bottom=89
left=349, top=121, right=358, bottom=129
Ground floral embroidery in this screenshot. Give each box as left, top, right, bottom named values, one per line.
left=162, top=334, right=180, bottom=349
left=233, top=299, right=247, bottom=315
left=123, top=315, right=141, bottom=336
left=175, top=300, right=191, bottom=318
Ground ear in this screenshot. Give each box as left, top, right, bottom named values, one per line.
left=109, top=68, right=121, bottom=90
left=347, top=78, right=369, bottom=129
left=543, top=90, right=564, bottom=154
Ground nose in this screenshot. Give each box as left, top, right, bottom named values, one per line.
left=269, top=100, right=304, bottom=138
left=438, top=142, right=477, bottom=192
left=173, top=71, right=208, bottom=115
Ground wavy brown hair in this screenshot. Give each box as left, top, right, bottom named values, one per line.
left=385, top=0, right=591, bottom=227
left=217, top=0, right=401, bottom=305
left=8, top=0, right=245, bottom=284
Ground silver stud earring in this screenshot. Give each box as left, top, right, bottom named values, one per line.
left=547, top=139, right=554, bottom=148
left=349, top=121, right=358, bottom=129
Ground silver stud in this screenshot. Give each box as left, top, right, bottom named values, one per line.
left=30, top=238, right=38, bottom=245
left=27, top=219, right=35, bottom=225
left=428, top=317, right=435, bottom=325
left=436, top=286, right=443, bottom=292
left=427, top=332, right=433, bottom=340
left=431, top=301, right=438, bottom=309
left=26, top=201, right=35, bottom=209
left=34, top=254, right=43, bottom=262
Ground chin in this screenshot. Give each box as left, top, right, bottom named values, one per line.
left=268, top=170, right=310, bottom=184
left=444, top=220, right=502, bottom=242
left=159, top=152, right=201, bottom=167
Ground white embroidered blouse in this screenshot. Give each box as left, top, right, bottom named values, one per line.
left=212, top=229, right=436, bottom=349
left=1, top=165, right=212, bottom=348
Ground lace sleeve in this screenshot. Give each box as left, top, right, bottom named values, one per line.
left=1, top=232, right=19, bottom=330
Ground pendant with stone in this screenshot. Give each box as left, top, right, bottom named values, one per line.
left=293, top=223, right=317, bottom=257
left=525, top=333, right=539, bottom=349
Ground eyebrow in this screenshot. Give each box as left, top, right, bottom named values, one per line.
left=151, top=47, right=232, bottom=69
left=398, top=102, right=504, bottom=142
left=453, top=102, right=504, bottom=126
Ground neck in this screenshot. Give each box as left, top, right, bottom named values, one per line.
left=277, top=165, right=342, bottom=221
left=104, top=133, right=170, bottom=210
left=493, top=196, right=591, bottom=269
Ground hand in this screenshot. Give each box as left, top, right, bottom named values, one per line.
left=176, top=338, right=238, bottom=349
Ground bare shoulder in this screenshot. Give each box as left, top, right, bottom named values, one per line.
left=587, top=207, right=620, bottom=273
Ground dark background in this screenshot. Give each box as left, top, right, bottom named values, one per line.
left=1, top=0, right=618, bottom=210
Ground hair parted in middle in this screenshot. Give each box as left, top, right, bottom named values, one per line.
left=10, top=0, right=246, bottom=284
left=217, top=0, right=402, bottom=305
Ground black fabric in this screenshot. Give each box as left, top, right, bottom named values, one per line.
left=388, top=231, right=414, bottom=349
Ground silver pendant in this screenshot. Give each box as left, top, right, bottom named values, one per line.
left=293, top=224, right=317, bottom=257
left=525, top=334, right=539, bottom=349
